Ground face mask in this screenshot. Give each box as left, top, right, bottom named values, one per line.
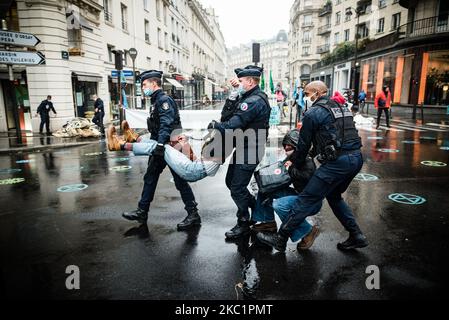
left=304, top=92, right=317, bottom=109
left=143, top=88, right=153, bottom=97
left=237, top=84, right=246, bottom=96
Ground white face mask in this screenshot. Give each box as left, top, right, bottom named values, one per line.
left=304, top=92, right=317, bottom=109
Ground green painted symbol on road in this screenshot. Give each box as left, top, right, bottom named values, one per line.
left=0, top=168, right=22, bottom=174
left=84, top=152, right=104, bottom=156
left=57, top=184, right=88, bottom=192
left=402, top=140, right=419, bottom=144
left=377, top=148, right=399, bottom=153
left=354, top=173, right=379, bottom=181
left=367, top=137, right=383, bottom=140
left=440, top=147, right=449, bottom=151
left=114, top=157, right=130, bottom=162
left=420, top=136, right=436, bottom=140
left=0, top=178, right=25, bottom=185
left=420, top=160, right=447, bottom=167
left=388, top=193, right=426, bottom=205
left=16, top=159, right=34, bottom=164
left=110, top=165, right=132, bottom=172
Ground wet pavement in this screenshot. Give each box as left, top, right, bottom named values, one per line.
left=1, top=117, right=449, bottom=300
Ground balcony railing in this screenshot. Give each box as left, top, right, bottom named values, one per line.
left=105, top=11, right=112, bottom=23
left=302, top=22, right=314, bottom=28
left=316, top=44, right=330, bottom=54
left=318, top=24, right=331, bottom=35
left=319, top=4, right=332, bottom=17
left=398, top=15, right=449, bottom=38
left=302, top=38, right=312, bottom=44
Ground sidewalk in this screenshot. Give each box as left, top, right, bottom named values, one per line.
left=0, top=132, right=101, bottom=154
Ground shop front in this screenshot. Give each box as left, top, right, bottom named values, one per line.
left=72, top=72, right=102, bottom=119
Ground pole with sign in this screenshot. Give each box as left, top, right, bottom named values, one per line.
left=128, top=48, right=138, bottom=109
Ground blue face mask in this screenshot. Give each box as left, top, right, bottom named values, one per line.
left=237, top=84, right=246, bottom=96
left=143, top=88, right=153, bottom=97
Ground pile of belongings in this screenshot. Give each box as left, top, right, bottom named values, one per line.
left=52, top=117, right=101, bottom=138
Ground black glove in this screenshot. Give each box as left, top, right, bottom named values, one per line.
left=153, top=143, right=165, bottom=158
left=207, top=120, right=217, bottom=130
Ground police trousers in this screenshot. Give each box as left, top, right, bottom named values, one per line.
left=225, top=163, right=258, bottom=221
left=280, top=151, right=364, bottom=237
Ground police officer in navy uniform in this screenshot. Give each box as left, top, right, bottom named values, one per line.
left=36, top=95, right=57, bottom=135
left=208, top=65, right=271, bottom=239
left=122, top=70, right=201, bottom=230
left=257, top=80, right=368, bottom=251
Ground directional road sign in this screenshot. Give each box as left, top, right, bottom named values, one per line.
left=0, top=50, right=45, bottom=65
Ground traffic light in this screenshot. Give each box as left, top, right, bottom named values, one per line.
left=252, top=43, right=260, bottom=64
left=112, top=50, right=123, bottom=70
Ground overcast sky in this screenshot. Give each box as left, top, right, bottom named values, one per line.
left=199, top=0, right=291, bottom=48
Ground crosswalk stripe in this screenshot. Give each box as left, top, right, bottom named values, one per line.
left=392, top=120, right=448, bottom=132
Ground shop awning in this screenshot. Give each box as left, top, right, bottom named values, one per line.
left=165, top=78, right=184, bottom=89
left=73, top=72, right=103, bottom=82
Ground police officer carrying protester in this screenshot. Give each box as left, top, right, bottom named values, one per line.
left=207, top=65, right=271, bottom=240
left=256, top=80, right=368, bottom=251
left=36, top=95, right=57, bottom=135
left=120, top=70, right=201, bottom=230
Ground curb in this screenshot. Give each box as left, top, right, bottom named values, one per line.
left=0, top=140, right=100, bottom=155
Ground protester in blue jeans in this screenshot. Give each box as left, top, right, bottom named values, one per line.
left=257, top=81, right=368, bottom=252
left=251, top=129, right=321, bottom=251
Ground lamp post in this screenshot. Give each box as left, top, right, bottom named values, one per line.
left=345, top=6, right=361, bottom=106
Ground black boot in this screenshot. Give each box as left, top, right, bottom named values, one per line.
left=122, top=208, right=148, bottom=224
left=256, top=232, right=288, bottom=252
left=225, top=220, right=251, bottom=239
left=177, top=209, right=201, bottom=231
left=337, top=232, right=368, bottom=250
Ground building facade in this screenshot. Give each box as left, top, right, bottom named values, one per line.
left=288, top=0, right=321, bottom=89
left=227, top=30, right=289, bottom=92
left=0, top=0, right=226, bottom=134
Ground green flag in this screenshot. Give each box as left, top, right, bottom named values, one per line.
left=269, top=70, right=275, bottom=94
left=260, top=71, right=265, bottom=91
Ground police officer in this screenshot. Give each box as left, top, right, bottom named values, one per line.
left=36, top=95, right=57, bottom=135
left=257, top=80, right=368, bottom=251
left=208, top=65, right=271, bottom=239
left=92, top=95, right=105, bottom=134
left=122, top=70, right=201, bottom=230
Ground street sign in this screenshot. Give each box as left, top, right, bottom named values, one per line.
left=0, top=50, right=45, bottom=65
left=0, top=30, right=41, bottom=47
left=61, top=51, right=69, bottom=60
left=129, top=47, right=137, bottom=60
left=111, top=70, right=133, bottom=77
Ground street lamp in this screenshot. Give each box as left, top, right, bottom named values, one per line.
left=345, top=6, right=362, bottom=106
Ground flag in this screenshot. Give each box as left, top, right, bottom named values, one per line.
left=260, top=70, right=265, bottom=91
left=269, top=70, right=275, bottom=94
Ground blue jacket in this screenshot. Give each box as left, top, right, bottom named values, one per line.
left=150, top=89, right=181, bottom=144
left=295, top=96, right=362, bottom=166
left=215, top=86, right=271, bottom=164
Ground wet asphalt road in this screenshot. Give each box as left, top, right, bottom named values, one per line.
left=1, top=118, right=449, bottom=300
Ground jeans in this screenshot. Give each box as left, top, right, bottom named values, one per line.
left=225, top=163, right=258, bottom=221
left=138, top=156, right=197, bottom=214
left=281, top=151, right=364, bottom=237
left=252, top=188, right=313, bottom=242
left=132, top=135, right=218, bottom=182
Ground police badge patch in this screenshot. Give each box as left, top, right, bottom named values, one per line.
left=162, top=102, right=170, bottom=110
left=240, top=103, right=248, bottom=111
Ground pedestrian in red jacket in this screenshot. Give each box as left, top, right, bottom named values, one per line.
left=374, top=85, right=391, bottom=128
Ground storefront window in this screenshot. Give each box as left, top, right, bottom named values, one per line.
left=424, top=51, right=449, bottom=106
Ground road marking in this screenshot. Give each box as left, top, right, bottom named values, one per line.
left=354, top=173, right=379, bottom=181
left=57, top=184, right=88, bottom=192
left=388, top=193, right=426, bottom=205
left=420, top=160, right=447, bottom=167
